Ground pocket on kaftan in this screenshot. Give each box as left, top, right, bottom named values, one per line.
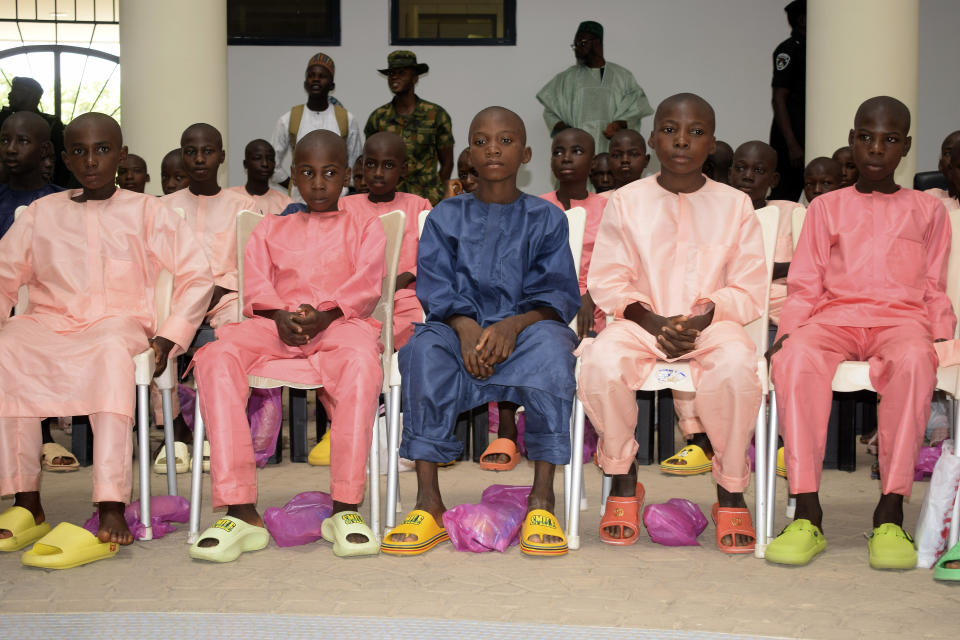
left=103, top=257, right=144, bottom=306
left=886, top=236, right=925, bottom=290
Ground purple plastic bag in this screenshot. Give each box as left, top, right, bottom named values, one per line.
left=263, top=491, right=333, bottom=547
left=178, top=384, right=196, bottom=430
left=249, top=387, right=283, bottom=468
left=83, top=495, right=189, bottom=541
left=915, top=442, right=943, bottom=481
left=642, top=498, right=708, bottom=546
left=179, top=384, right=282, bottom=468
left=443, top=485, right=530, bottom=553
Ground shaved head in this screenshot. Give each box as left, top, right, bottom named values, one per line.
left=1, top=111, right=51, bottom=141
left=244, top=138, right=273, bottom=155
left=805, top=156, right=842, bottom=178
left=734, top=140, right=777, bottom=166
left=554, top=127, right=595, bottom=155
left=121, top=153, right=147, bottom=168
left=65, top=112, right=122, bottom=146
left=364, top=131, right=406, bottom=160
left=470, top=106, right=526, bottom=145
left=854, top=96, right=910, bottom=134
left=163, top=148, right=183, bottom=165
left=294, top=129, right=347, bottom=166
left=655, top=92, right=716, bottom=132
left=609, top=128, right=644, bottom=151
left=181, top=122, right=222, bottom=148
left=942, top=130, right=960, bottom=155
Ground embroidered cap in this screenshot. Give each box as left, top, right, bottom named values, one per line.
left=307, top=52, right=335, bottom=77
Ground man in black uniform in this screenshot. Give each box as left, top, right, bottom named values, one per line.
left=768, top=0, right=805, bottom=201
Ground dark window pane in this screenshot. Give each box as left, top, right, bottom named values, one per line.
left=228, top=0, right=341, bottom=46
left=391, top=0, right=515, bottom=46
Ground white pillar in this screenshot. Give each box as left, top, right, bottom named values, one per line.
left=807, top=0, right=919, bottom=186
left=120, top=0, right=228, bottom=195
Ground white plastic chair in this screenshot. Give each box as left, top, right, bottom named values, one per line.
left=187, top=209, right=405, bottom=544
left=584, top=206, right=781, bottom=553
left=758, top=207, right=960, bottom=556
left=383, top=207, right=589, bottom=547
left=12, top=205, right=179, bottom=540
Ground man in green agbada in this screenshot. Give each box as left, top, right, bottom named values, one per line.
left=537, top=21, right=653, bottom=154
left=364, top=51, right=454, bottom=205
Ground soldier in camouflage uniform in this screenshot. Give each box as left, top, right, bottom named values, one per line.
left=364, top=51, right=454, bottom=205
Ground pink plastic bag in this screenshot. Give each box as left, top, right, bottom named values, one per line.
left=263, top=491, right=333, bottom=547
left=83, top=495, right=189, bottom=541
left=642, top=498, right=708, bottom=546
left=914, top=442, right=943, bottom=481
left=179, top=384, right=282, bottom=468
left=443, top=484, right=530, bottom=553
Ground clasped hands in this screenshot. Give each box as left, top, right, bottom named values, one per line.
left=451, top=316, right=520, bottom=380
left=625, top=302, right=713, bottom=358
left=268, top=304, right=341, bottom=347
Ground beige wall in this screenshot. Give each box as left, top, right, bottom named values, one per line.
left=120, top=0, right=227, bottom=195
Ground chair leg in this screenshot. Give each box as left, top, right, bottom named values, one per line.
left=472, top=407, right=489, bottom=463
left=754, top=391, right=769, bottom=558
left=764, top=392, right=778, bottom=541
left=949, top=398, right=960, bottom=548
left=368, top=400, right=381, bottom=543
left=161, top=387, right=177, bottom=496
left=566, top=396, right=585, bottom=550
left=187, top=396, right=206, bottom=545
left=385, top=385, right=401, bottom=533
left=136, top=383, right=153, bottom=541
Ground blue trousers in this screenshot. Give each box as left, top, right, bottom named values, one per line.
left=398, top=320, right=577, bottom=465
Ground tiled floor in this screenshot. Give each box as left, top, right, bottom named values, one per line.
left=0, top=429, right=956, bottom=639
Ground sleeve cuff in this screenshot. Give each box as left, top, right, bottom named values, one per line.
left=157, top=314, right=198, bottom=352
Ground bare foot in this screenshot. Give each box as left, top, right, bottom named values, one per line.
left=97, top=501, right=134, bottom=545
left=526, top=461, right=562, bottom=544
left=331, top=500, right=368, bottom=544
left=197, top=503, right=262, bottom=548
left=0, top=492, right=45, bottom=539
left=603, top=463, right=638, bottom=540
left=483, top=403, right=519, bottom=465
left=717, top=486, right=753, bottom=548
left=388, top=460, right=445, bottom=544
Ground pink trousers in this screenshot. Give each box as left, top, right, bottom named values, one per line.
left=578, top=319, right=761, bottom=492
left=393, top=289, right=422, bottom=350
left=771, top=323, right=936, bottom=497
left=0, top=413, right=132, bottom=503
left=193, top=316, right=382, bottom=508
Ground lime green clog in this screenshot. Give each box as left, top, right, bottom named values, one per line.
left=764, top=519, right=827, bottom=566
left=868, top=523, right=916, bottom=570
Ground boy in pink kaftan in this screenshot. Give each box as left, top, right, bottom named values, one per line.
left=767, top=97, right=954, bottom=569
left=227, top=139, right=293, bottom=215
left=661, top=140, right=797, bottom=477
left=0, top=113, right=212, bottom=554
left=189, top=130, right=385, bottom=562
left=341, top=131, right=431, bottom=350
left=162, top=123, right=256, bottom=330
left=577, top=94, right=766, bottom=553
